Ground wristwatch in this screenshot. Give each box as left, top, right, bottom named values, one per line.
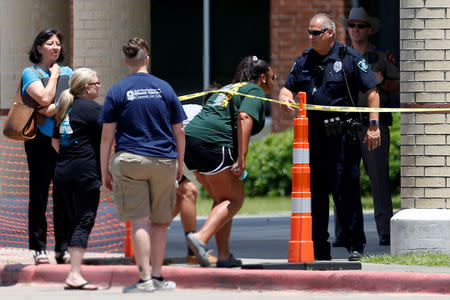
left=369, top=120, right=379, bottom=126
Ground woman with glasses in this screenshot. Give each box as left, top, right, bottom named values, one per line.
left=52, top=68, right=102, bottom=290
left=22, top=28, right=73, bottom=265
left=184, top=56, right=276, bottom=268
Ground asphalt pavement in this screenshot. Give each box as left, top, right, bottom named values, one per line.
left=166, top=213, right=390, bottom=260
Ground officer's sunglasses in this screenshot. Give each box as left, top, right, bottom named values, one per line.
left=307, top=28, right=329, bottom=36
left=348, top=23, right=369, bottom=29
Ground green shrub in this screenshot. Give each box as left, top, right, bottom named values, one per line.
left=245, top=113, right=401, bottom=197
left=389, top=113, right=401, bottom=194
left=245, top=129, right=293, bottom=196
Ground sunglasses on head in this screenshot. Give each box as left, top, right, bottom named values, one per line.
left=307, top=28, right=329, bottom=36
left=348, top=23, right=369, bottom=29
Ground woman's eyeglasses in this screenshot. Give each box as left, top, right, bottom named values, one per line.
left=88, top=82, right=101, bottom=86
left=272, top=74, right=278, bottom=81
left=348, top=23, right=369, bottom=29
left=307, top=28, right=329, bottom=36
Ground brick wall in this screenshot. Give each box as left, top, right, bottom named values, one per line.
left=72, top=0, right=150, bottom=103
left=270, top=0, right=351, bottom=132
left=0, top=0, right=71, bottom=110
left=400, top=0, right=450, bottom=209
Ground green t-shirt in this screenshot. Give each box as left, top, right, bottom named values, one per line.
left=185, top=82, right=265, bottom=148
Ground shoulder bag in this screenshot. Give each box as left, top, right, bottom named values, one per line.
left=3, top=68, right=45, bottom=141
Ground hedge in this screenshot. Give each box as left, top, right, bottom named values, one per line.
left=244, top=114, right=401, bottom=196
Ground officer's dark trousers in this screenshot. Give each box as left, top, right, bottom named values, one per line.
left=361, top=124, right=393, bottom=237
left=359, top=124, right=392, bottom=238
left=334, top=125, right=393, bottom=241
left=24, top=130, right=68, bottom=253
left=336, top=134, right=366, bottom=252
left=310, top=132, right=366, bottom=258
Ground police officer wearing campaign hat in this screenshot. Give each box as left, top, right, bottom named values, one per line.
left=279, top=13, right=381, bottom=261
left=332, top=7, right=399, bottom=247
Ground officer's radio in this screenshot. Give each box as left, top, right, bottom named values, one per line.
left=330, top=45, right=362, bottom=144
left=323, top=113, right=361, bottom=144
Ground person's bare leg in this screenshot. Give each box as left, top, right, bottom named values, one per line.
left=194, top=171, right=214, bottom=202
left=131, top=218, right=151, bottom=281
left=192, top=169, right=244, bottom=259
left=175, top=180, right=198, bottom=233
left=149, top=222, right=169, bottom=277
left=214, top=219, right=233, bottom=260
left=65, top=247, right=96, bottom=287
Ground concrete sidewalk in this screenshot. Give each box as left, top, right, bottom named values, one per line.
left=0, top=249, right=449, bottom=295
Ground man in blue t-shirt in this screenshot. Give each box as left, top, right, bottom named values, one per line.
left=100, top=38, right=185, bottom=293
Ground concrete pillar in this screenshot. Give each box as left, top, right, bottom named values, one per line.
left=395, top=0, right=450, bottom=254
left=391, top=209, right=450, bottom=255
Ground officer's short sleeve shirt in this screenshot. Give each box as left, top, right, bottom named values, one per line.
left=285, top=41, right=378, bottom=108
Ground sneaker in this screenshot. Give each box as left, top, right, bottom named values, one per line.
left=33, top=250, right=50, bottom=265
left=186, top=249, right=218, bottom=265
left=152, top=278, right=176, bottom=290
left=123, top=279, right=155, bottom=293
left=186, top=233, right=210, bottom=267
left=55, top=251, right=70, bottom=264
left=216, top=254, right=242, bottom=268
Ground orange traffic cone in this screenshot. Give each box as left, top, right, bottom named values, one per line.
left=124, top=220, right=134, bottom=258
left=288, top=92, right=314, bottom=262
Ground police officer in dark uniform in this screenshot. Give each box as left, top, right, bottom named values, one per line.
left=279, top=13, right=381, bottom=261
left=345, top=7, right=399, bottom=247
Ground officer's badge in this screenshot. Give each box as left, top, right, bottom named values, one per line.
left=357, top=58, right=369, bottom=72
left=333, top=61, right=342, bottom=73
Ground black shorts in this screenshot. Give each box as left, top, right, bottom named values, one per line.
left=179, top=174, right=188, bottom=184
left=184, top=135, right=236, bottom=175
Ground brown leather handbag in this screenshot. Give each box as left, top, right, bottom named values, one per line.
left=3, top=68, right=45, bottom=141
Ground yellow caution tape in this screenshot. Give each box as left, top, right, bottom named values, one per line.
left=178, top=91, right=212, bottom=101
left=178, top=89, right=450, bottom=113
left=303, top=104, right=450, bottom=113
left=178, top=89, right=300, bottom=108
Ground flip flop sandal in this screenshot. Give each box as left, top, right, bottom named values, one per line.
left=64, top=282, right=98, bottom=290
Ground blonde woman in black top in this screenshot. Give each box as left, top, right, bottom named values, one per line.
left=52, top=68, right=102, bottom=290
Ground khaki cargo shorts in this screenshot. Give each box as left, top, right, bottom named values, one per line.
left=111, top=151, right=178, bottom=223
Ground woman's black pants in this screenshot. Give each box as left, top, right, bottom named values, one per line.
left=24, top=130, right=68, bottom=253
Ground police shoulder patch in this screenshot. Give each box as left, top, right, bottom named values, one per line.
left=290, top=62, right=296, bottom=73
left=357, top=58, right=369, bottom=72
left=387, top=52, right=397, bottom=66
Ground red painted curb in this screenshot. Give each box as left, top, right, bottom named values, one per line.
left=1, top=264, right=449, bottom=294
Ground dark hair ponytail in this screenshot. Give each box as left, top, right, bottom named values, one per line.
left=232, top=56, right=270, bottom=83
